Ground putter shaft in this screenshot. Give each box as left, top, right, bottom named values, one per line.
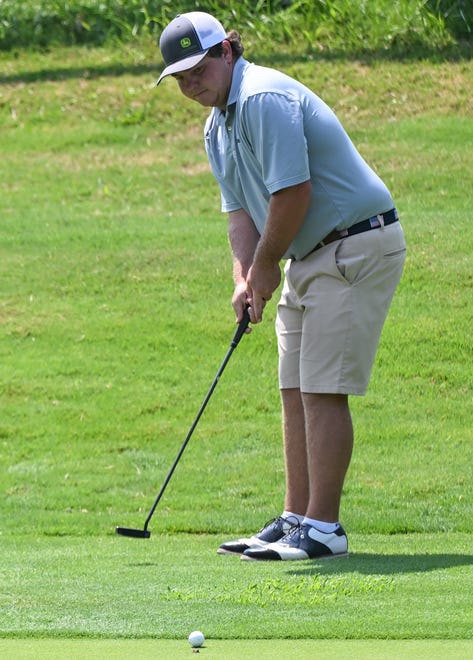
left=116, top=309, right=250, bottom=539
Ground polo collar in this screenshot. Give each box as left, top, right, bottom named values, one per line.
left=226, top=57, right=249, bottom=109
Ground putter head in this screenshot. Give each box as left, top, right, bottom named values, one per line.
left=116, top=526, right=151, bottom=539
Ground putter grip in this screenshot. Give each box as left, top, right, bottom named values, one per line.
left=231, top=307, right=251, bottom=347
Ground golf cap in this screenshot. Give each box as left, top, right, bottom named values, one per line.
left=157, top=12, right=227, bottom=85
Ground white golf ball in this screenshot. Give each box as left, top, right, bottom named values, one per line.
left=188, top=630, right=205, bottom=647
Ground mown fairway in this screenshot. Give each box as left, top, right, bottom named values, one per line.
left=0, top=28, right=472, bottom=657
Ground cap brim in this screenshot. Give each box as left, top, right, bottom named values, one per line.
left=156, top=50, right=208, bottom=85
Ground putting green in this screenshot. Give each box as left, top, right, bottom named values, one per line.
left=0, top=639, right=472, bottom=659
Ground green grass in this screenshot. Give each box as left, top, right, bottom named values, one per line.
left=0, top=38, right=472, bottom=647
left=1, top=534, right=473, bottom=640
left=2, top=639, right=473, bottom=660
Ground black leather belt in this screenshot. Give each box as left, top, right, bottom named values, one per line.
left=306, top=208, right=399, bottom=257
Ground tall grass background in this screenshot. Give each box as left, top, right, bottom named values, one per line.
left=0, top=0, right=471, bottom=55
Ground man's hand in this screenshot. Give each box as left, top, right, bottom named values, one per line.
left=246, top=259, right=281, bottom=323
left=232, top=281, right=252, bottom=332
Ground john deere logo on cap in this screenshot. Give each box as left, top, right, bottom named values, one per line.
left=180, top=37, right=192, bottom=48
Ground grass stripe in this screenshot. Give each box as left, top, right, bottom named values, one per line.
left=1, top=638, right=473, bottom=659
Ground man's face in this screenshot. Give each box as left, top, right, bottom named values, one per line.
left=173, top=44, right=233, bottom=111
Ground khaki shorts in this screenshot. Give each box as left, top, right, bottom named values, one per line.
left=276, top=222, right=406, bottom=395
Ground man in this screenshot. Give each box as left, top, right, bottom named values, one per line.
left=157, top=12, right=406, bottom=561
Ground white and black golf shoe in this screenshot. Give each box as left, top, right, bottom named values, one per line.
left=217, top=516, right=300, bottom=556
left=241, top=522, right=348, bottom=561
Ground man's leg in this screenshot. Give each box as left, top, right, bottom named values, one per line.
left=281, top=387, right=309, bottom=516
left=302, top=392, right=353, bottom=522
left=281, top=389, right=352, bottom=523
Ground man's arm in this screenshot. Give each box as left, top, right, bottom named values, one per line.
left=228, top=208, right=260, bottom=322
left=248, top=180, right=312, bottom=322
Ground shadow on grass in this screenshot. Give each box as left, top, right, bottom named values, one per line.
left=291, top=552, right=473, bottom=576
left=0, top=61, right=159, bottom=85
left=0, top=41, right=472, bottom=86
left=126, top=552, right=473, bottom=574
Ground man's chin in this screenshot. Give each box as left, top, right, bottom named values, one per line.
left=194, top=92, right=215, bottom=107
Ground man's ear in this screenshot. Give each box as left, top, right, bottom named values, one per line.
left=222, top=39, right=233, bottom=62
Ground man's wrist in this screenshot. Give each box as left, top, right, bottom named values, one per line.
left=253, top=247, right=281, bottom=269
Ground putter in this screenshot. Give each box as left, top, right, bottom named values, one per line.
left=116, top=307, right=251, bottom=539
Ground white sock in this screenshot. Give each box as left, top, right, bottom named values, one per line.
left=303, top=516, right=339, bottom=534
left=282, top=510, right=304, bottom=523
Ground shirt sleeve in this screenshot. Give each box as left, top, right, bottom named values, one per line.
left=239, top=92, right=311, bottom=194
left=220, top=191, right=242, bottom=213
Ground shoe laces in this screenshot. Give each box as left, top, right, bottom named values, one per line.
left=259, top=516, right=285, bottom=534
left=260, top=515, right=300, bottom=535
left=280, top=520, right=302, bottom=543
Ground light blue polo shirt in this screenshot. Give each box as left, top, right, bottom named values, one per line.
left=204, top=57, right=394, bottom=260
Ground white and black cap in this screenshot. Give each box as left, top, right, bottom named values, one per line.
left=157, top=12, right=227, bottom=85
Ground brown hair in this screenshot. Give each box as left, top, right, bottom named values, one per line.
left=208, top=30, right=244, bottom=60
